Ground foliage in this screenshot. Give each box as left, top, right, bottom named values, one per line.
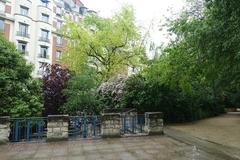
left=122, top=73, right=224, bottom=123
left=42, top=64, right=70, bottom=116
left=62, top=5, right=146, bottom=80
left=164, top=0, right=240, bottom=107
left=97, top=76, right=126, bottom=110
left=61, top=68, right=101, bottom=115
left=0, top=35, right=42, bottom=117
left=122, top=0, right=240, bottom=122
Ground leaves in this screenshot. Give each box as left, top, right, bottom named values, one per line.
left=42, top=64, right=70, bottom=116
left=0, top=34, right=43, bottom=117
left=61, top=68, right=101, bottom=115
left=62, top=5, right=146, bottom=80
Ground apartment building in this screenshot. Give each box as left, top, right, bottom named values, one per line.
left=0, top=0, right=91, bottom=76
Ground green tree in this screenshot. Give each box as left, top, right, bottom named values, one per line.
left=164, top=0, right=240, bottom=107
left=62, top=5, right=146, bottom=80
left=61, top=68, right=101, bottom=115
left=0, top=35, right=42, bottom=117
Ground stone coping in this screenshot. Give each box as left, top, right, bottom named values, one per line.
left=47, top=115, right=69, bottom=121
left=101, top=113, right=121, bottom=116
left=0, top=116, right=10, bottom=124
left=145, top=112, right=163, bottom=118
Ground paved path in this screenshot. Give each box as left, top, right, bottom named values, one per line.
left=0, top=135, right=226, bottom=160
left=0, top=112, right=239, bottom=160
left=169, top=112, right=240, bottom=149
left=165, top=128, right=240, bottom=160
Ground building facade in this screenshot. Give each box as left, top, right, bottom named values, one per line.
left=0, top=0, right=88, bottom=76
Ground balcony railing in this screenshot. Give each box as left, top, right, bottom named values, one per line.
left=38, top=53, right=49, bottom=59
left=16, top=31, right=30, bottom=38
left=39, top=37, right=50, bottom=43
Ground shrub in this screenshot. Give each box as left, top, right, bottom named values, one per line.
left=0, top=35, right=42, bottom=117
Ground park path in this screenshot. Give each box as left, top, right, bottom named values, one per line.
left=165, top=127, right=240, bottom=160
left=165, top=112, right=240, bottom=160
left=168, top=112, right=240, bottom=149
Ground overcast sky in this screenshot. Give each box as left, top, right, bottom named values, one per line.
left=81, top=0, right=186, bottom=57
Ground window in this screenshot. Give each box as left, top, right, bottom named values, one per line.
left=56, top=20, right=62, bottom=29
left=56, top=35, right=62, bottom=45
left=56, top=6, right=61, bottom=16
left=20, top=6, right=29, bottom=16
left=18, top=41, right=27, bottom=54
left=41, top=13, right=49, bottom=23
left=38, top=62, right=46, bottom=75
left=0, top=19, right=4, bottom=30
left=40, top=46, right=48, bottom=58
left=40, top=29, right=49, bottom=42
left=41, top=0, right=49, bottom=7
left=56, top=51, right=61, bottom=60
left=18, top=23, right=28, bottom=37
left=0, top=2, right=5, bottom=14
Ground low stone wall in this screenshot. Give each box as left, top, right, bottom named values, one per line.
left=0, top=117, right=10, bottom=145
left=47, top=115, right=69, bottom=142
left=145, top=112, right=164, bottom=135
left=101, top=113, right=121, bottom=138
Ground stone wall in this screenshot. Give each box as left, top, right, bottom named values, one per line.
left=145, top=112, right=164, bottom=135
left=101, top=113, right=121, bottom=138
left=47, top=115, right=69, bottom=141
left=0, top=117, right=10, bottom=145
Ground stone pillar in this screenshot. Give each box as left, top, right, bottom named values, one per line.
left=101, top=113, right=121, bottom=138
left=145, top=112, right=164, bottom=135
left=0, top=116, right=10, bottom=145
left=47, top=115, right=69, bottom=142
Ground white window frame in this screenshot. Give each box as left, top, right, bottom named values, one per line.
left=0, top=2, right=5, bottom=14
left=41, top=13, right=49, bottom=23
left=20, top=6, right=29, bottom=16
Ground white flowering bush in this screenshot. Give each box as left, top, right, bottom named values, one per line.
left=98, top=75, right=126, bottom=109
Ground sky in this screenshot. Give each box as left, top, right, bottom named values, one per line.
left=81, top=0, right=186, bottom=47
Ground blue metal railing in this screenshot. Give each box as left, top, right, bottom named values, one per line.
left=121, top=114, right=145, bottom=134
left=9, top=113, right=146, bottom=142
left=68, top=116, right=100, bottom=138
left=10, top=117, right=47, bottom=142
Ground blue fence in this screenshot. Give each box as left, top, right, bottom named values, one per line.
left=121, top=114, right=145, bottom=134
left=9, top=117, right=47, bottom=142
left=8, top=113, right=146, bottom=142
left=68, top=116, right=101, bottom=138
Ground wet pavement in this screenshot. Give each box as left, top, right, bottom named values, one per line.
left=0, top=135, right=228, bottom=160
left=169, top=112, right=240, bottom=149
left=0, top=112, right=239, bottom=160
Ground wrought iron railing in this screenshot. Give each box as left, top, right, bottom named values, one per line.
left=38, top=53, right=49, bottom=59
left=16, top=31, right=30, bottom=38
left=120, top=114, right=145, bottom=134
left=39, top=37, right=50, bottom=43
left=9, top=117, right=47, bottom=142
left=68, top=115, right=101, bottom=139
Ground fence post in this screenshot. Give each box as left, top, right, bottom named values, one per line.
left=0, top=116, right=10, bottom=145
left=145, top=112, right=164, bottom=135
left=47, top=115, right=69, bottom=142
left=101, top=113, right=121, bottom=138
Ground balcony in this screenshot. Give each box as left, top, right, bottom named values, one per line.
left=38, top=53, right=49, bottom=59
left=16, top=31, right=30, bottom=38
left=39, top=37, right=50, bottom=43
